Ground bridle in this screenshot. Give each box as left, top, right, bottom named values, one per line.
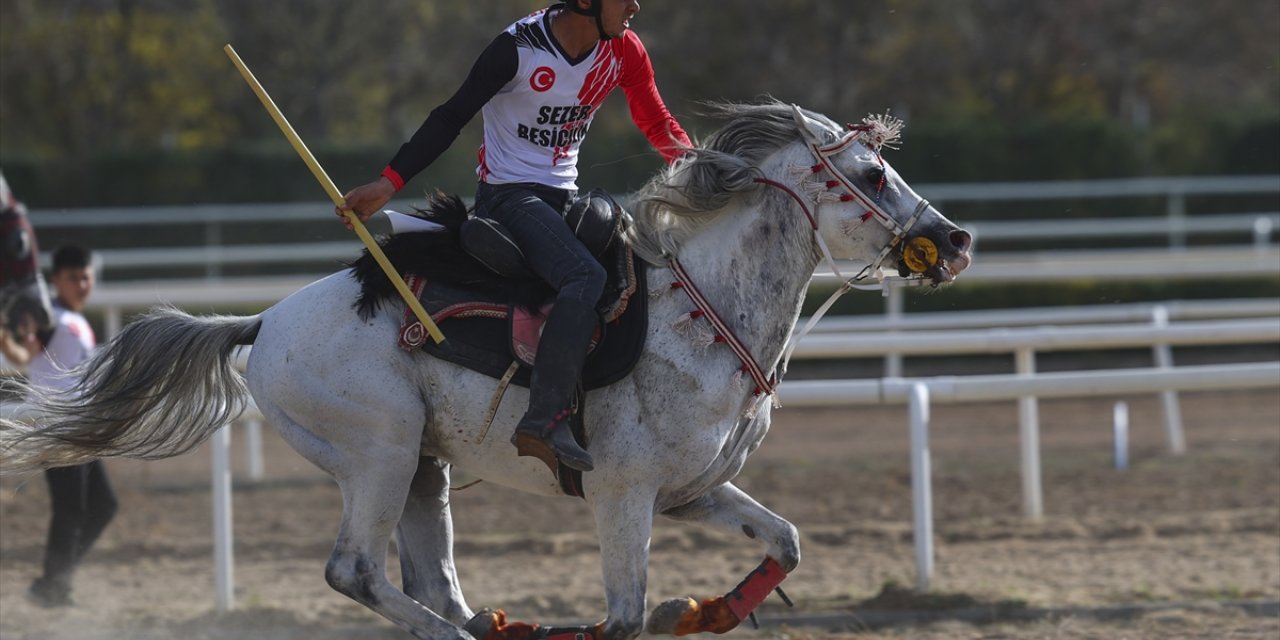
left=665, top=107, right=939, bottom=409
left=758, top=107, right=932, bottom=283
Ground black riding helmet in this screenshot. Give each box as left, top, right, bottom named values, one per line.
left=562, top=0, right=614, bottom=41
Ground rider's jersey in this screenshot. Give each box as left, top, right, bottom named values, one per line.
left=384, top=5, right=690, bottom=192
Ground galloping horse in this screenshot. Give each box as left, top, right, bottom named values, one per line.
left=0, top=101, right=971, bottom=640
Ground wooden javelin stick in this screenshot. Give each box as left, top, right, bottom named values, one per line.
left=223, top=44, right=445, bottom=344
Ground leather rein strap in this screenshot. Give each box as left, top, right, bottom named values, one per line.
left=668, top=257, right=777, bottom=397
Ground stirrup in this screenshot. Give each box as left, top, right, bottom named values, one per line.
left=512, top=409, right=594, bottom=473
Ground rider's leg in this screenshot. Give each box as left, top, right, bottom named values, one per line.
left=474, top=182, right=605, bottom=472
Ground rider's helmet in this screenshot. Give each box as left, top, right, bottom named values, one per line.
left=562, top=0, right=614, bottom=41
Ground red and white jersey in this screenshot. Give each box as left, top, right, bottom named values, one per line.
left=27, top=303, right=95, bottom=395
left=384, top=5, right=689, bottom=192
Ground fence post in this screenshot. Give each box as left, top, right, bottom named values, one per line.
left=1113, top=401, right=1130, bottom=470
left=1255, top=216, right=1274, bottom=251
left=243, top=418, right=264, bottom=482
left=1167, top=191, right=1187, bottom=249
left=908, top=382, right=934, bottom=592
left=104, top=305, right=123, bottom=340
left=1016, top=348, right=1043, bottom=520
left=884, top=281, right=904, bottom=378
left=1151, top=306, right=1186, bottom=454
left=204, top=220, right=223, bottom=279
left=211, top=425, right=235, bottom=612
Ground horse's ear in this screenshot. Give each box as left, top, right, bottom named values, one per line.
left=790, top=104, right=831, bottom=146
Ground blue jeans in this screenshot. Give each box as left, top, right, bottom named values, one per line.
left=473, top=181, right=605, bottom=305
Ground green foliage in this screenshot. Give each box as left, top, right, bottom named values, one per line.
left=1, top=1, right=1277, bottom=206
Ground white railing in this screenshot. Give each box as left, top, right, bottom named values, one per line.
left=788, top=317, right=1279, bottom=360
left=68, top=245, right=1280, bottom=340
left=804, top=298, right=1280, bottom=333
left=802, top=364, right=1280, bottom=591
left=812, top=245, right=1280, bottom=378
left=26, top=175, right=1280, bottom=278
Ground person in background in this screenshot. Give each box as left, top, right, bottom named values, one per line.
left=338, top=0, right=690, bottom=475
left=0, top=244, right=116, bottom=608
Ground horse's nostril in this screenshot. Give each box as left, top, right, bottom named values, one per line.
left=950, top=230, right=973, bottom=252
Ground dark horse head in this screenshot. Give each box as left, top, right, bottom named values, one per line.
left=0, top=171, right=54, bottom=336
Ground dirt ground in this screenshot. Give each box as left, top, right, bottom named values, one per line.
left=1, top=388, right=1277, bottom=639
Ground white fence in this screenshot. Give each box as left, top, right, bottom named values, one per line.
left=68, top=245, right=1280, bottom=340
left=823, top=364, right=1280, bottom=591
left=26, top=175, right=1280, bottom=278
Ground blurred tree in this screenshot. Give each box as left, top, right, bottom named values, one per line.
left=1, top=0, right=1276, bottom=204
left=1, top=0, right=234, bottom=155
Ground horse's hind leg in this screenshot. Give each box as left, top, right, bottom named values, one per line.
left=324, top=444, right=477, bottom=640
left=395, top=455, right=473, bottom=625
left=261, top=400, right=473, bottom=639
left=647, top=482, right=799, bottom=635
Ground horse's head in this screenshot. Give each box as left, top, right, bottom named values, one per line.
left=787, top=106, right=972, bottom=285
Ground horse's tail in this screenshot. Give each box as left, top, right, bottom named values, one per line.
left=0, top=306, right=262, bottom=475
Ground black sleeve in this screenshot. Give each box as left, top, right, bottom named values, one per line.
left=387, top=32, right=518, bottom=184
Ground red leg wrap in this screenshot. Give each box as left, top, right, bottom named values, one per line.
left=473, top=609, right=601, bottom=640
left=724, top=557, right=787, bottom=621
left=671, top=556, right=788, bottom=635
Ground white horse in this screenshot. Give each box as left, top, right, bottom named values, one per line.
left=1, top=101, right=971, bottom=640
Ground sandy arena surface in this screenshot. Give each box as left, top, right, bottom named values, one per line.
left=1, top=388, right=1277, bottom=639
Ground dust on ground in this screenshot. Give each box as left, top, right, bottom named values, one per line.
left=1, top=388, right=1277, bottom=639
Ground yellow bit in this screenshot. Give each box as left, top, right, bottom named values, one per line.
left=903, top=236, right=939, bottom=273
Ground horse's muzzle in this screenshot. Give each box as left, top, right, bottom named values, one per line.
left=901, top=227, right=973, bottom=284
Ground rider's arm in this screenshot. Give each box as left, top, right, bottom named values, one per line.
left=618, top=32, right=691, bottom=165
left=382, top=33, right=520, bottom=191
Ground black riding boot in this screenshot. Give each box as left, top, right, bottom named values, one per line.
left=511, top=298, right=597, bottom=473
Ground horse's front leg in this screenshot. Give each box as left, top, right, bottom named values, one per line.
left=647, top=482, right=799, bottom=636
left=462, top=480, right=656, bottom=640
left=591, top=481, right=658, bottom=640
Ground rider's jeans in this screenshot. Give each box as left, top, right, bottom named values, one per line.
left=473, top=181, right=605, bottom=306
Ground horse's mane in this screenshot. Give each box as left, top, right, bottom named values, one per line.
left=628, top=98, right=840, bottom=264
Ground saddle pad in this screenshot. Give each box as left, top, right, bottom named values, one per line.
left=510, top=303, right=602, bottom=368
left=398, top=254, right=648, bottom=391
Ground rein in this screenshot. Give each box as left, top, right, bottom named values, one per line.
left=667, top=258, right=777, bottom=397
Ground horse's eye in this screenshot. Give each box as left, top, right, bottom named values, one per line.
left=866, top=167, right=885, bottom=186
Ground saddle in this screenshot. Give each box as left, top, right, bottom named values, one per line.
left=397, top=240, right=648, bottom=391
left=365, top=189, right=649, bottom=497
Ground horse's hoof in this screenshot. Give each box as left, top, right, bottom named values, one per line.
left=646, top=597, right=697, bottom=635
left=462, top=608, right=499, bottom=640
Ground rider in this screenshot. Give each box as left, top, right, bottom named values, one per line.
left=339, top=1, right=691, bottom=474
